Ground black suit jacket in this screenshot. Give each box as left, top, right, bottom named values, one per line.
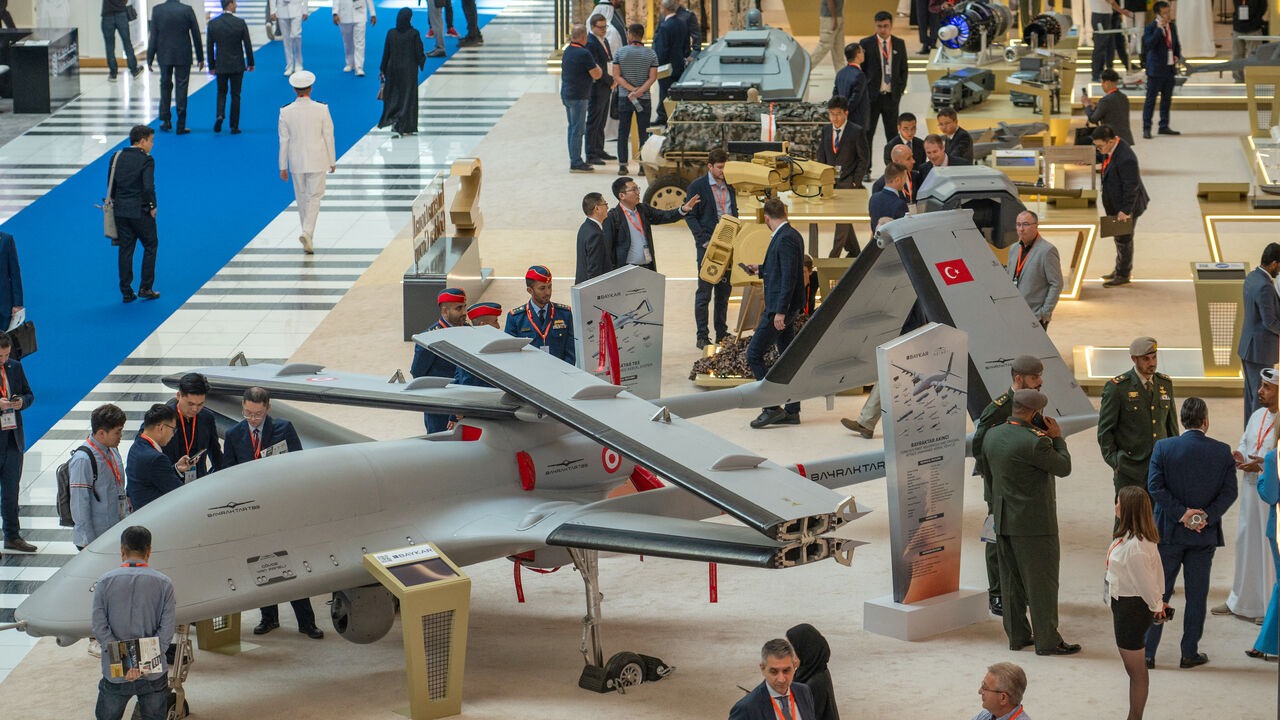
left=126, top=435, right=183, bottom=511
left=944, top=128, right=973, bottom=161
left=0, top=357, right=32, bottom=452
left=833, top=64, right=869, bottom=127
left=685, top=173, right=739, bottom=249
left=109, top=147, right=156, bottom=219
left=883, top=135, right=925, bottom=166
left=1148, top=430, right=1237, bottom=548
left=859, top=34, right=908, bottom=97
left=603, top=203, right=685, bottom=271
left=816, top=122, right=867, bottom=188
left=761, top=223, right=806, bottom=316
left=653, top=14, right=690, bottom=76
left=869, top=188, right=908, bottom=231
left=871, top=168, right=920, bottom=200
left=917, top=154, right=972, bottom=181
left=223, top=416, right=303, bottom=466
left=152, top=400, right=224, bottom=478
left=728, top=682, right=817, bottom=720
left=1099, top=139, right=1149, bottom=218
left=208, top=12, right=253, bottom=74
left=1087, top=89, right=1133, bottom=145
left=1143, top=20, right=1181, bottom=78
left=575, top=218, right=611, bottom=284
left=148, top=0, right=204, bottom=67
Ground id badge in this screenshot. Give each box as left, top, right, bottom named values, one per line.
left=1167, top=49, right=1175, bottom=64
left=540, top=344, right=552, bottom=354
left=183, top=468, right=197, bottom=484
left=1239, top=4, right=1248, bottom=20
left=0, top=411, right=16, bottom=431
left=118, top=494, right=130, bottom=519
left=980, top=513, right=996, bottom=543
left=834, top=165, right=842, bottom=175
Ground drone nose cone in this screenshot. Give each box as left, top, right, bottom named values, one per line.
left=14, top=548, right=108, bottom=640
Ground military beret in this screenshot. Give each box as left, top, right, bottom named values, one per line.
left=1263, top=368, right=1279, bottom=386
left=526, top=265, right=552, bottom=282
left=437, top=288, right=466, bottom=305
left=1012, top=355, right=1043, bottom=375
left=466, top=301, right=502, bottom=320
left=1129, top=336, right=1157, bottom=356
left=1012, top=388, right=1048, bottom=412
left=289, top=70, right=316, bottom=89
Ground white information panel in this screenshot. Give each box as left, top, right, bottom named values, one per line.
left=570, top=265, right=666, bottom=399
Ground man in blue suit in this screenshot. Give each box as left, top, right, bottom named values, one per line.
left=685, top=148, right=738, bottom=348
left=1146, top=397, right=1238, bottom=668
left=869, top=162, right=910, bottom=232
left=728, top=638, right=817, bottom=720
left=411, top=288, right=468, bottom=433
left=0, top=232, right=23, bottom=333
left=1141, top=1, right=1181, bottom=139
left=0, top=332, right=32, bottom=553
left=506, top=266, right=576, bottom=365
left=745, top=199, right=806, bottom=429
left=222, top=387, right=323, bottom=639
left=126, top=404, right=193, bottom=512
left=1238, top=243, right=1280, bottom=421
left=652, top=0, right=690, bottom=126
left=148, top=0, right=205, bottom=134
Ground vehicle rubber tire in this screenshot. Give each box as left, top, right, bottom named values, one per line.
left=643, top=175, right=688, bottom=211
left=605, top=651, right=646, bottom=690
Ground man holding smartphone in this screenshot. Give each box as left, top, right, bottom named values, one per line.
left=153, top=372, right=223, bottom=482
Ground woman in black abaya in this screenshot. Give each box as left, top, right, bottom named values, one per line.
left=378, top=8, right=426, bottom=137
left=786, top=623, right=841, bottom=720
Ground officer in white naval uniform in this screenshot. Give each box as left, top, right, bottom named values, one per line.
left=279, top=71, right=335, bottom=254
left=333, top=0, right=376, bottom=76
left=269, top=0, right=309, bottom=75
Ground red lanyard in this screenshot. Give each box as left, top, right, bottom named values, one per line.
left=622, top=205, right=645, bottom=235
left=1257, top=410, right=1275, bottom=454
left=769, top=692, right=798, bottom=720
left=1013, top=237, right=1035, bottom=282
left=121, top=561, right=148, bottom=568
left=1009, top=707, right=1025, bottom=720
left=569, top=41, right=585, bottom=48
left=1105, top=87, right=1118, bottom=96
left=710, top=181, right=728, bottom=215
left=1106, top=538, right=1122, bottom=570
left=526, top=301, right=555, bottom=342
left=1101, top=151, right=1112, bottom=175
left=1163, top=23, right=1171, bottom=49
left=880, top=37, right=890, bottom=67
left=139, top=433, right=162, bottom=452
left=87, top=439, right=122, bottom=487
left=904, top=172, right=913, bottom=200
left=176, top=412, right=195, bottom=456
left=0, top=367, right=8, bottom=399
left=433, top=318, right=452, bottom=330
left=249, top=425, right=263, bottom=459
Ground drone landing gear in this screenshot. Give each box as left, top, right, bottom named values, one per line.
left=130, top=623, right=193, bottom=720
left=569, top=548, right=674, bottom=694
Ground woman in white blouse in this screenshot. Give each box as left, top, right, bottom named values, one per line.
left=1106, top=486, right=1167, bottom=720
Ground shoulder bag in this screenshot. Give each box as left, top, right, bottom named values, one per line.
left=101, top=151, right=120, bottom=240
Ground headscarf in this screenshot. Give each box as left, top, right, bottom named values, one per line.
left=589, top=1, right=623, bottom=54
left=396, top=7, right=413, bottom=32
left=786, top=623, right=832, bottom=685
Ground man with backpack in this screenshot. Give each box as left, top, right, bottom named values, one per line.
left=68, top=404, right=129, bottom=550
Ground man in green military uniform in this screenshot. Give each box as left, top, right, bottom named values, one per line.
left=982, top=389, right=1082, bottom=657
left=971, top=355, right=1044, bottom=618
left=1098, top=336, right=1179, bottom=497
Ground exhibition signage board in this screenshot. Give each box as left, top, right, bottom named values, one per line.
left=411, top=173, right=447, bottom=263
left=571, top=265, right=666, bottom=399
left=879, top=322, right=968, bottom=605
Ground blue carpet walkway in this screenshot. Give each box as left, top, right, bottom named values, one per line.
left=1, top=0, right=504, bottom=444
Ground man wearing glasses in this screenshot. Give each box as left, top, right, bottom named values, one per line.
left=973, top=662, right=1029, bottom=720
left=125, top=404, right=194, bottom=511
left=221, top=386, right=322, bottom=639
left=576, top=192, right=612, bottom=284
left=1006, top=211, right=1062, bottom=330
left=603, top=176, right=699, bottom=273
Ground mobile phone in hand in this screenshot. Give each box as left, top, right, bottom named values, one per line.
left=189, top=448, right=207, bottom=464
left=738, top=262, right=755, bottom=276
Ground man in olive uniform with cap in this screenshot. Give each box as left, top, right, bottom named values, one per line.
left=410, top=287, right=467, bottom=433
left=1098, top=336, right=1179, bottom=497
left=970, top=355, right=1044, bottom=618
left=982, top=388, right=1081, bottom=656
left=506, top=265, right=576, bottom=366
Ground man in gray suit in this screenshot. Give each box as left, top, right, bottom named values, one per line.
left=1008, top=211, right=1063, bottom=329
left=1082, top=69, right=1133, bottom=145
left=1238, top=242, right=1280, bottom=420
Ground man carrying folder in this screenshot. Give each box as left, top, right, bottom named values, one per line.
left=1093, top=125, right=1148, bottom=288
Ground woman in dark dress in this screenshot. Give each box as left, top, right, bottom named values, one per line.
left=379, top=8, right=426, bottom=137
left=786, top=623, right=840, bottom=720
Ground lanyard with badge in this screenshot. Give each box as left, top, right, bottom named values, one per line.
left=769, top=692, right=798, bottom=720
left=1102, top=537, right=1123, bottom=604
left=176, top=412, right=199, bottom=483
left=1012, top=237, right=1035, bottom=285
left=622, top=206, right=653, bottom=264
left=89, top=438, right=129, bottom=518
left=711, top=181, right=729, bottom=217
left=1163, top=22, right=1174, bottom=64
left=526, top=301, right=555, bottom=353
left=0, top=366, right=14, bottom=431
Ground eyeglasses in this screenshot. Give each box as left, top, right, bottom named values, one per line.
left=1015, top=222, right=1037, bottom=227
left=161, top=424, right=176, bottom=431
left=623, top=185, right=639, bottom=194
left=243, top=410, right=267, bottom=420
left=980, top=685, right=1006, bottom=695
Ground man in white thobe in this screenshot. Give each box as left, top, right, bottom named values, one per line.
left=334, top=0, right=376, bottom=76
left=279, top=71, right=335, bottom=254
left=1219, top=367, right=1280, bottom=621
left=269, top=0, right=309, bottom=74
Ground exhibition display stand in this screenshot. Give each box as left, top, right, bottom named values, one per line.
left=9, top=27, right=79, bottom=114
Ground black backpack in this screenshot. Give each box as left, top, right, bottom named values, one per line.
left=56, top=445, right=99, bottom=528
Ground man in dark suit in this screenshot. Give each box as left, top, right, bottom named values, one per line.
left=1142, top=1, right=1181, bottom=138
left=652, top=0, right=690, bottom=126
left=222, top=386, right=324, bottom=639
left=0, top=333, right=32, bottom=554
left=816, top=96, right=866, bottom=257
left=1237, top=243, right=1280, bottom=420
left=575, top=192, right=612, bottom=284
left=207, top=0, right=254, bottom=134
left=936, top=106, right=973, bottom=162
left=0, top=232, right=23, bottom=333
left=917, top=133, right=972, bottom=181
left=411, top=288, right=468, bottom=432
left=882, top=112, right=925, bottom=167
left=872, top=144, right=919, bottom=201
left=1082, top=69, right=1133, bottom=145
left=585, top=15, right=615, bottom=166
left=728, top=638, right=817, bottom=720
left=126, top=404, right=193, bottom=512
left=148, top=0, right=204, bottom=134
left=1145, top=397, right=1238, bottom=668
left=675, top=0, right=701, bottom=57
left=1093, top=125, right=1148, bottom=287
left=860, top=12, right=909, bottom=142
left=112, top=125, right=161, bottom=302
left=834, top=43, right=869, bottom=131
left=154, top=372, right=223, bottom=481
left=869, top=162, right=910, bottom=232
left=604, top=176, right=699, bottom=272
left=745, top=199, right=806, bottom=429
left=685, top=148, right=738, bottom=346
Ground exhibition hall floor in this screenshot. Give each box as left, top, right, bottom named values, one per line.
left=1, top=7, right=1278, bottom=720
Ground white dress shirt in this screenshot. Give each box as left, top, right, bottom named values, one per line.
left=1105, top=535, right=1164, bottom=611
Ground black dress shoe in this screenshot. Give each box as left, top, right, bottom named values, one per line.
left=253, top=620, right=279, bottom=635
left=122, top=294, right=137, bottom=303
left=1142, top=129, right=1152, bottom=139
left=159, top=123, right=172, bottom=132
left=4, top=537, right=36, bottom=552
left=1102, top=276, right=1130, bottom=288
left=1145, top=656, right=1155, bottom=669
left=750, top=407, right=789, bottom=429
left=588, top=158, right=606, bottom=166
left=599, top=152, right=617, bottom=160
left=175, top=128, right=191, bottom=135
left=139, top=290, right=161, bottom=300
left=1179, top=652, right=1208, bottom=668
left=778, top=412, right=800, bottom=425
left=696, top=335, right=710, bottom=349
left=214, top=116, right=223, bottom=133
left=1101, top=272, right=1115, bottom=280
left=427, top=49, right=446, bottom=58
left=1036, top=641, right=1082, bottom=656
left=989, top=597, right=1003, bottom=616
left=300, top=626, right=325, bottom=639
left=1158, top=127, right=1181, bottom=135
left=1009, top=638, right=1034, bottom=651
left=230, top=128, right=242, bottom=135
left=715, top=334, right=731, bottom=344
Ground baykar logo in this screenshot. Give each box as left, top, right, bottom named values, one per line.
left=935, top=259, right=973, bottom=285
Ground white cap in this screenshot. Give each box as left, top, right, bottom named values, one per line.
left=1263, top=368, right=1278, bottom=386
left=289, top=70, right=316, bottom=89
